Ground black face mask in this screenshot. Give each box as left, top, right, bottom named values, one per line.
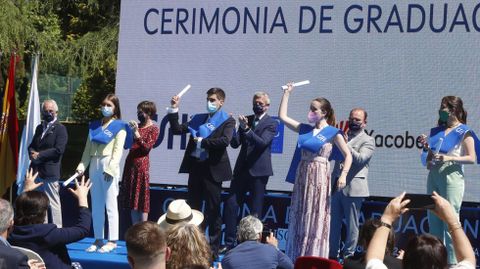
left=348, top=120, right=362, bottom=131
left=42, top=111, right=54, bottom=122
left=137, top=112, right=146, bottom=123
left=253, top=104, right=265, bottom=115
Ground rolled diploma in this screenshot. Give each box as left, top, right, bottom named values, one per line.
left=281, top=80, right=310, bottom=90
left=62, top=172, right=80, bottom=187
left=177, top=84, right=191, bottom=97
left=433, top=138, right=444, bottom=155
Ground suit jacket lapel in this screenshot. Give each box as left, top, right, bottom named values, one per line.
left=252, top=114, right=269, bottom=132
left=348, top=131, right=364, bottom=146
left=41, top=121, right=57, bottom=140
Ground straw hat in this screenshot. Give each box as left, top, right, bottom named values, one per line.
left=157, top=199, right=204, bottom=229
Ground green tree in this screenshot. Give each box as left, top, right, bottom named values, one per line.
left=0, top=0, right=120, bottom=123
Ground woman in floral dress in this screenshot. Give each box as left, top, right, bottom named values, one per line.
left=121, top=101, right=159, bottom=224
left=278, top=83, right=352, bottom=261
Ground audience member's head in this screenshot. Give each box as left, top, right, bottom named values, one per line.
left=237, top=215, right=263, bottom=243
left=166, top=223, right=211, bottom=269
left=0, top=198, right=14, bottom=237
left=359, top=218, right=395, bottom=255
left=157, top=199, right=204, bottom=229
left=14, top=191, right=49, bottom=226
left=125, top=221, right=170, bottom=269
left=402, top=234, right=448, bottom=269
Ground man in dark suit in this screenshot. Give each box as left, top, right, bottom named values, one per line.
left=28, top=99, right=68, bottom=227
left=222, top=215, right=293, bottom=269
left=222, top=91, right=278, bottom=251
left=0, top=198, right=29, bottom=269
left=168, top=88, right=235, bottom=258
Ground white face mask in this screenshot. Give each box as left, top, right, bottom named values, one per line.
left=101, top=106, right=114, bottom=117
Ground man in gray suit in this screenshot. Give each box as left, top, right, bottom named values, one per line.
left=329, top=108, right=375, bottom=260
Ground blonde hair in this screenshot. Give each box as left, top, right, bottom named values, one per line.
left=166, top=223, right=211, bottom=269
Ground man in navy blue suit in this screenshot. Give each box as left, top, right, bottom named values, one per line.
left=0, top=198, right=29, bottom=269
left=29, top=99, right=68, bottom=227
left=222, top=215, right=293, bottom=269
left=222, top=91, right=278, bottom=252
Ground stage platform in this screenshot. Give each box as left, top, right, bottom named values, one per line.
left=59, top=185, right=479, bottom=268
left=67, top=238, right=129, bottom=269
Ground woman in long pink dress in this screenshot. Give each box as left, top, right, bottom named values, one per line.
left=278, top=83, right=352, bottom=261
left=121, top=101, right=159, bottom=224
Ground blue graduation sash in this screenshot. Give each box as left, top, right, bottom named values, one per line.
left=187, top=110, right=230, bottom=138
left=286, top=124, right=340, bottom=183
left=89, top=119, right=133, bottom=149
left=328, top=131, right=347, bottom=161
left=421, top=124, right=480, bottom=166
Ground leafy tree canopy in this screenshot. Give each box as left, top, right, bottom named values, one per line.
left=0, top=0, right=120, bottom=122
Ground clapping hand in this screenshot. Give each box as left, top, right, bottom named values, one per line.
left=129, top=120, right=141, bottom=138
left=128, top=120, right=138, bottom=130
left=238, top=115, right=249, bottom=130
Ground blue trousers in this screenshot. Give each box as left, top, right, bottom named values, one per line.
left=223, top=170, right=268, bottom=248
left=329, top=191, right=364, bottom=259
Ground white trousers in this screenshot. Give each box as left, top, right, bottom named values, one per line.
left=89, top=156, right=119, bottom=241
left=38, top=178, right=63, bottom=227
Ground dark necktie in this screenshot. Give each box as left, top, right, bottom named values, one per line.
left=252, top=117, right=259, bottom=130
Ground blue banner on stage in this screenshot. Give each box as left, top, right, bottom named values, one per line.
left=271, top=117, right=284, bottom=154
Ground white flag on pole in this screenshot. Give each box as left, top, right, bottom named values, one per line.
left=16, top=55, right=41, bottom=193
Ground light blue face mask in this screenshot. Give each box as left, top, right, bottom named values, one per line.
left=101, top=106, right=114, bottom=117
left=207, top=101, right=218, bottom=113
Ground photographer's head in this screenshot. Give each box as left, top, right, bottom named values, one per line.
left=403, top=234, right=448, bottom=269
left=237, top=215, right=263, bottom=243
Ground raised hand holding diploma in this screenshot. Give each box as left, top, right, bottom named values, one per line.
left=171, top=95, right=180, bottom=108
left=281, top=80, right=310, bottom=90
